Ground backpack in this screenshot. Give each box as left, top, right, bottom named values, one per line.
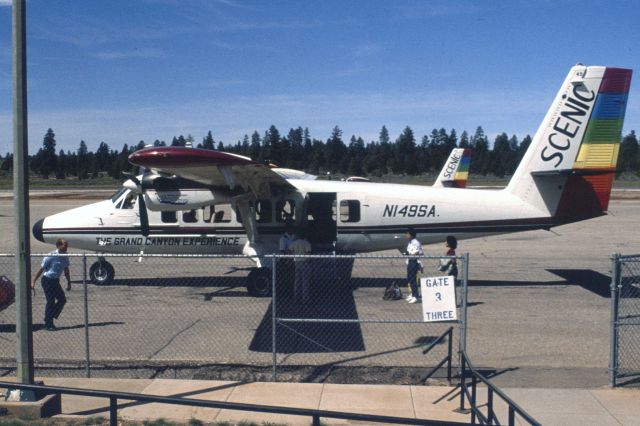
left=383, top=283, right=403, bottom=300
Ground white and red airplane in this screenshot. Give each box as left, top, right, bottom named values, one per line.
left=33, top=65, right=631, bottom=295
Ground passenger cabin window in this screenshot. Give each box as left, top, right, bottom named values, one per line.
left=201, top=204, right=232, bottom=223
left=182, top=209, right=198, bottom=223
left=202, top=205, right=215, bottom=223
left=161, top=211, right=177, bottom=223
left=255, top=200, right=272, bottom=223
left=276, top=200, right=296, bottom=223
left=339, top=200, right=360, bottom=223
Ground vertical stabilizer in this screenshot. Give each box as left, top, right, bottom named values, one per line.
left=433, top=148, right=472, bottom=188
left=505, top=65, right=632, bottom=219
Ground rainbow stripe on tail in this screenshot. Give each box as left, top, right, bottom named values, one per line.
left=433, top=148, right=472, bottom=188
left=453, top=149, right=471, bottom=188
left=556, top=67, right=632, bottom=219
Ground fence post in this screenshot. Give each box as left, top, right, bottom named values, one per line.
left=447, top=328, right=453, bottom=384
left=271, top=255, right=277, bottom=382
left=459, top=354, right=466, bottom=411
left=609, top=252, right=620, bottom=387
left=83, top=254, right=90, bottom=378
left=459, top=253, right=469, bottom=372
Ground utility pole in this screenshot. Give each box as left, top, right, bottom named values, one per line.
left=12, top=0, right=35, bottom=394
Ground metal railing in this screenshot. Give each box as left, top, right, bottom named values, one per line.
left=458, top=349, right=539, bottom=425
left=0, top=380, right=468, bottom=426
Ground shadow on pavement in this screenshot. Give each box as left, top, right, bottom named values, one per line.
left=0, top=321, right=124, bottom=333
left=547, top=269, right=611, bottom=297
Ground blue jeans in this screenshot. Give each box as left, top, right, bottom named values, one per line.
left=407, top=261, right=420, bottom=298
left=41, top=276, right=66, bottom=326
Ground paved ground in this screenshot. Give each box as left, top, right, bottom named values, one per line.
left=2, top=377, right=639, bottom=425
left=1, top=195, right=640, bottom=389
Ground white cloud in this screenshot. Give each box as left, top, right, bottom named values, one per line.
left=90, top=48, right=166, bottom=60
left=0, top=0, right=11, bottom=7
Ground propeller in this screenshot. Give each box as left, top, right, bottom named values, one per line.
left=123, top=171, right=150, bottom=237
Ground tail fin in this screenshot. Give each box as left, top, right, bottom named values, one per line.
left=433, top=148, right=472, bottom=188
left=505, top=65, right=632, bottom=220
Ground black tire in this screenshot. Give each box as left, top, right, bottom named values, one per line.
left=89, top=261, right=115, bottom=285
left=247, top=267, right=272, bottom=297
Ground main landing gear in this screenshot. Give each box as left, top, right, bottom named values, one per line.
left=246, top=267, right=272, bottom=297
left=89, top=258, right=115, bottom=285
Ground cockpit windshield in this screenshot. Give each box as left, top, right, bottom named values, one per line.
left=110, top=188, right=127, bottom=203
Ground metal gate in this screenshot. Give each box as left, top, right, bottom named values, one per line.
left=610, top=253, right=640, bottom=387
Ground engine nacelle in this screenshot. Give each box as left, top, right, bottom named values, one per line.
left=143, top=189, right=230, bottom=211
left=140, top=175, right=231, bottom=211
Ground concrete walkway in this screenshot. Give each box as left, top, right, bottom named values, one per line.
left=3, top=377, right=640, bottom=425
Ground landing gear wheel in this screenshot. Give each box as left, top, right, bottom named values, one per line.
left=247, top=267, right=272, bottom=297
left=89, top=261, right=115, bottom=285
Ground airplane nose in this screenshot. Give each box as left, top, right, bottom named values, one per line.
left=32, top=218, right=44, bottom=242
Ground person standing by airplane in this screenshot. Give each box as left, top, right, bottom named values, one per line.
left=438, top=236, right=458, bottom=279
left=404, top=228, right=423, bottom=304
left=291, top=230, right=313, bottom=305
left=32, top=238, right=71, bottom=331
left=279, top=222, right=296, bottom=254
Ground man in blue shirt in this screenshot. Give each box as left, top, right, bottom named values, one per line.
left=32, top=239, right=71, bottom=331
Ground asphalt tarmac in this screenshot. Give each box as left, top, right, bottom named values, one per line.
left=1, top=193, right=639, bottom=388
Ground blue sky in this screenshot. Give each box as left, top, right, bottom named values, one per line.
left=0, top=0, right=639, bottom=155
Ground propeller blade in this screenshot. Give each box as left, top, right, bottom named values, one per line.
left=138, top=193, right=150, bottom=237
left=122, top=172, right=140, bottom=186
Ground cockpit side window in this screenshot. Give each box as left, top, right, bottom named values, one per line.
left=121, top=192, right=135, bottom=209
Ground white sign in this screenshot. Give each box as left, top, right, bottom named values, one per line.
left=420, top=275, right=457, bottom=322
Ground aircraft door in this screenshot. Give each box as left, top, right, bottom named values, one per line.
left=306, top=192, right=337, bottom=252
left=335, top=193, right=364, bottom=253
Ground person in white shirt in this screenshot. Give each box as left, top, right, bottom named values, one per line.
left=278, top=223, right=295, bottom=254
left=404, top=228, right=423, bottom=304
left=290, top=232, right=313, bottom=304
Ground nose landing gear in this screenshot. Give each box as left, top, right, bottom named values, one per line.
left=89, top=259, right=115, bottom=285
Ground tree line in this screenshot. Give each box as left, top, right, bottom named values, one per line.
left=1, top=126, right=639, bottom=180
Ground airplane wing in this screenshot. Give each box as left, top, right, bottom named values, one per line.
left=129, top=147, right=296, bottom=198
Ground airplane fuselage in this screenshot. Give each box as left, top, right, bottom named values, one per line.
left=34, top=178, right=561, bottom=255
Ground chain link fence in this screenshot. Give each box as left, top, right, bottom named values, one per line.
left=0, top=253, right=467, bottom=384
left=610, top=253, right=640, bottom=387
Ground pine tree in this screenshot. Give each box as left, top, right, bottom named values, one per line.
left=619, top=130, right=639, bottom=172
left=37, top=128, right=57, bottom=178
left=325, top=126, right=347, bottom=173
left=250, top=131, right=261, bottom=160
left=394, top=126, right=416, bottom=174
left=263, top=125, right=281, bottom=164
left=1, top=153, right=13, bottom=173
left=77, top=140, right=89, bottom=180
left=288, top=127, right=304, bottom=169
left=96, top=141, right=110, bottom=171
left=459, top=131, right=470, bottom=148
left=55, top=149, right=67, bottom=179
left=202, top=131, right=215, bottom=150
